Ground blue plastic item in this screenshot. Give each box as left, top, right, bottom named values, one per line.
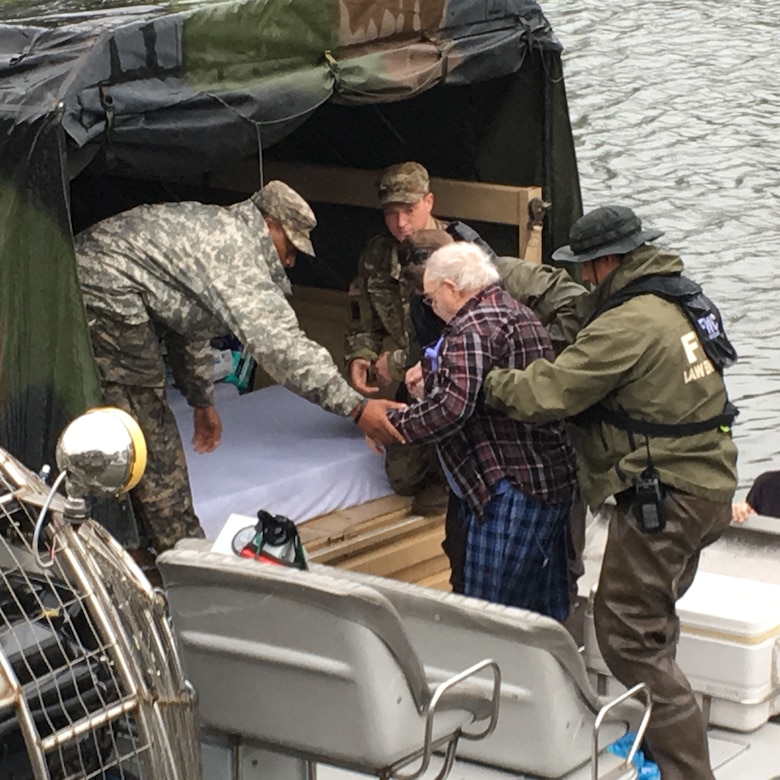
left=607, top=732, right=661, bottom=779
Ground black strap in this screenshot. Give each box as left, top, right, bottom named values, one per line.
left=577, top=272, right=739, bottom=439
left=445, top=220, right=498, bottom=261
left=578, top=400, right=738, bottom=438
left=584, top=273, right=738, bottom=370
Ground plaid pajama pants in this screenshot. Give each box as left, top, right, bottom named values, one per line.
left=462, top=484, right=572, bottom=620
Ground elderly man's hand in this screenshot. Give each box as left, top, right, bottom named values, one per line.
left=349, top=358, right=380, bottom=396
left=405, top=362, right=424, bottom=400
left=192, top=405, right=222, bottom=453
left=354, top=399, right=406, bottom=445
left=373, top=352, right=394, bottom=387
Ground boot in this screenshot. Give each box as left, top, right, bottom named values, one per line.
left=643, top=708, right=715, bottom=780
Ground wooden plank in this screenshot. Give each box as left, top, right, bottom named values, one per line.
left=310, top=515, right=440, bottom=566
left=522, top=187, right=543, bottom=258
left=392, top=554, right=450, bottom=585
left=263, top=162, right=541, bottom=257
left=300, top=494, right=411, bottom=535
left=302, top=506, right=415, bottom=553
left=417, top=569, right=453, bottom=591
left=208, top=161, right=542, bottom=256
left=340, top=525, right=445, bottom=578
left=524, top=222, right=544, bottom=265
left=302, top=507, right=416, bottom=555
left=297, top=524, right=330, bottom=549
left=262, top=162, right=529, bottom=225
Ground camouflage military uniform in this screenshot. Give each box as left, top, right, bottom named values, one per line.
left=76, top=195, right=361, bottom=552
left=345, top=214, right=448, bottom=380
left=86, top=313, right=204, bottom=552
left=345, top=215, right=446, bottom=496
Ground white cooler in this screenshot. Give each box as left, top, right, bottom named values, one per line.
left=583, top=570, right=780, bottom=732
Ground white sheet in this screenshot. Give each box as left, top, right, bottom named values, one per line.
left=170, top=384, right=392, bottom=539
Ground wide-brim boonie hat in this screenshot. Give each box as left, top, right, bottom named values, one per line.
left=552, top=204, right=663, bottom=264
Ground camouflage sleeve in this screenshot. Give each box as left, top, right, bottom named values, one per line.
left=343, top=242, right=390, bottom=367
left=387, top=348, right=409, bottom=381
left=219, top=265, right=362, bottom=418
left=163, top=329, right=215, bottom=408
left=498, top=257, right=588, bottom=352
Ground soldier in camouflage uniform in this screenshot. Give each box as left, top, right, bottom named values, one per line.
left=345, top=162, right=455, bottom=513
left=76, top=180, right=402, bottom=558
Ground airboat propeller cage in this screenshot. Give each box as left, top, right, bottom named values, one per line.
left=55, top=407, right=147, bottom=496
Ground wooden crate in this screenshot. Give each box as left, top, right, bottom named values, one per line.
left=300, top=495, right=451, bottom=590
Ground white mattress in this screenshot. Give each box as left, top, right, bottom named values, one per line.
left=170, top=384, right=393, bottom=539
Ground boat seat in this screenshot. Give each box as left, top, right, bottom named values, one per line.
left=158, top=549, right=500, bottom=779
left=313, top=565, right=650, bottom=779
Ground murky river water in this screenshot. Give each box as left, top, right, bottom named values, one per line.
left=543, top=0, right=780, bottom=493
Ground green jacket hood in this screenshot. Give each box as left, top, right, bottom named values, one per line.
left=595, top=244, right=684, bottom=304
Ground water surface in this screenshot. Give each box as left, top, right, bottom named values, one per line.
left=544, top=0, right=780, bottom=491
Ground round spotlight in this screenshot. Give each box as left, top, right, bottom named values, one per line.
left=56, top=407, right=147, bottom=495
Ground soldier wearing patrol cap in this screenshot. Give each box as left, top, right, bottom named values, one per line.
left=75, top=180, right=403, bottom=567
left=345, top=162, right=455, bottom=514
left=251, top=180, right=317, bottom=263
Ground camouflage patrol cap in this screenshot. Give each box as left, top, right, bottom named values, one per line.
left=251, top=180, right=317, bottom=256
left=378, top=162, right=430, bottom=206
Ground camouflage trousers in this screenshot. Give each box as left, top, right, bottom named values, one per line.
left=383, top=383, right=444, bottom=495
left=384, top=441, right=442, bottom=495
left=593, top=487, right=732, bottom=780
left=87, top=309, right=205, bottom=553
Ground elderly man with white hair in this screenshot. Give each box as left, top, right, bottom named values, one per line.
left=386, top=242, right=578, bottom=619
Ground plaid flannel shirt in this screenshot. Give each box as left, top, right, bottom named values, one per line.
left=387, top=284, right=577, bottom=515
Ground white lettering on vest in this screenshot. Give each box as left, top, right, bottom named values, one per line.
left=681, top=331, right=700, bottom=364
left=684, top=359, right=715, bottom=384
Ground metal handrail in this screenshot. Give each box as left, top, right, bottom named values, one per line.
left=592, top=682, right=653, bottom=780
left=392, top=657, right=502, bottom=780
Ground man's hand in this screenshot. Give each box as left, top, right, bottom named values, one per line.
left=349, top=358, right=380, bottom=396
left=192, top=405, right=222, bottom=453
left=373, top=352, right=394, bottom=387
left=353, top=399, right=406, bottom=445
left=405, top=361, right=424, bottom=400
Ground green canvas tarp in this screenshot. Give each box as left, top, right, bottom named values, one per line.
left=0, top=0, right=581, bottom=467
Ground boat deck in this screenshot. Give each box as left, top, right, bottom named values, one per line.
left=317, top=721, right=780, bottom=779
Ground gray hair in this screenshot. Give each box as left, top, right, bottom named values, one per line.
left=424, top=242, right=499, bottom=293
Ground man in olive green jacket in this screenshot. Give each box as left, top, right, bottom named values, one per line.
left=495, top=256, right=586, bottom=355
left=483, top=205, right=737, bottom=780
